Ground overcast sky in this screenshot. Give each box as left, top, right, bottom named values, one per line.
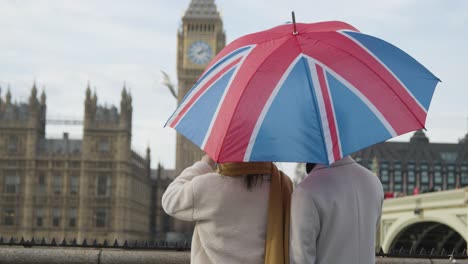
left=1, top=0, right=467, bottom=173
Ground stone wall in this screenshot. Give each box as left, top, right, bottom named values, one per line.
left=0, top=247, right=466, bottom=264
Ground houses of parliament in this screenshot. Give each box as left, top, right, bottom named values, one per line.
left=0, top=0, right=225, bottom=242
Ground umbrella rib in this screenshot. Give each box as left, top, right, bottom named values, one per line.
left=301, top=57, right=331, bottom=165
left=302, top=34, right=426, bottom=130
left=215, top=37, right=292, bottom=161
left=292, top=35, right=332, bottom=164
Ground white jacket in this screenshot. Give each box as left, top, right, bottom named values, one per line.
left=162, top=161, right=270, bottom=264
left=290, top=156, right=383, bottom=264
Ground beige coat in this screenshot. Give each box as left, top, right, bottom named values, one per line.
left=290, top=156, right=384, bottom=264
left=162, top=161, right=270, bottom=264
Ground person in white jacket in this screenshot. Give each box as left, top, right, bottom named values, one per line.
left=162, top=155, right=292, bottom=264
left=290, top=156, right=384, bottom=264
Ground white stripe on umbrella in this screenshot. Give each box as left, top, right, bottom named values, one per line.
left=201, top=45, right=257, bottom=150
left=305, top=55, right=398, bottom=138
left=307, top=60, right=336, bottom=164
left=243, top=54, right=303, bottom=161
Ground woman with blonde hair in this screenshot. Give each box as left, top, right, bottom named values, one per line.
left=162, top=154, right=292, bottom=264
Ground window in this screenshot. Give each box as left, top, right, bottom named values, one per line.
left=5, top=175, right=20, bottom=193
left=99, top=138, right=110, bottom=152
left=69, top=208, right=77, bottom=228
left=52, top=208, right=61, bottom=227
left=96, top=175, right=110, bottom=196
left=441, top=152, right=457, bottom=163
left=407, top=183, right=415, bottom=193
left=3, top=208, right=15, bottom=226
left=434, top=171, right=442, bottom=184
left=53, top=174, right=61, bottom=195
left=36, top=208, right=44, bottom=227
left=95, top=208, right=108, bottom=228
left=70, top=175, right=79, bottom=195
left=380, top=170, right=389, bottom=182
left=420, top=171, right=429, bottom=183
left=37, top=174, right=46, bottom=194
left=407, top=171, right=415, bottom=183
left=394, top=183, right=402, bottom=192
left=461, top=166, right=468, bottom=186
left=382, top=183, right=389, bottom=192
left=445, top=165, right=455, bottom=189
left=7, top=135, right=18, bottom=153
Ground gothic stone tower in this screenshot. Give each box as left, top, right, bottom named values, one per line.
left=175, top=0, right=225, bottom=175
left=79, top=85, right=152, bottom=241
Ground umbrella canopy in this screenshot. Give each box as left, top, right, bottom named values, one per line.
left=166, top=21, right=440, bottom=165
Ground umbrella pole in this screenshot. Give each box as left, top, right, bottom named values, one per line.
left=292, top=11, right=298, bottom=35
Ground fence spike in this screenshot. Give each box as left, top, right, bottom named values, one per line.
left=92, top=239, right=98, bottom=247
left=30, top=238, right=36, bottom=245
left=123, top=240, right=129, bottom=248
left=430, top=248, right=436, bottom=255
left=40, top=237, right=46, bottom=245
left=61, top=238, right=67, bottom=246
left=0, top=237, right=3, bottom=244
left=144, top=240, right=149, bottom=248
left=440, top=248, right=446, bottom=256
left=409, top=247, right=415, bottom=255
left=9, top=237, right=15, bottom=245
left=113, top=239, right=119, bottom=247
left=19, top=237, right=25, bottom=244
left=419, top=248, right=427, bottom=255
left=51, top=238, right=57, bottom=246
left=461, top=248, right=467, bottom=256
left=103, top=240, right=108, bottom=247
left=82, top=239, right=88, bottom=246
left=398, top=246, right=405, bottom=255
left=71, top=238, right=77, bottom=246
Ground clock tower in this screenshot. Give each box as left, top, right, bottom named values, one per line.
left=176, top=0, right=225, bottom=175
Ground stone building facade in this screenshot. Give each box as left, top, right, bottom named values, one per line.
left=352, top=130, right=468, bottom=195
left=0, top=85, right=153, bottom=242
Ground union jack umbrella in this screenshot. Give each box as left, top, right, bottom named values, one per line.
left=166, top=19, right=440, bottom=165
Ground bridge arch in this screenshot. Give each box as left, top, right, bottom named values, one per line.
left=382, top=216, right=467, bottom=253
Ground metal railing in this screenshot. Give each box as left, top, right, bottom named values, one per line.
left=0, top=236, right=190, bottom=251
left=1, top=236, right=467, bottom=259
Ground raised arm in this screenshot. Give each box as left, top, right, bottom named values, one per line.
left=161, top=157, right=214, bottom=221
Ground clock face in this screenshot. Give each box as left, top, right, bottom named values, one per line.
left=188, top=41, right=213, bottom=65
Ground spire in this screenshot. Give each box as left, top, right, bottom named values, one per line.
left=85, top=82, right=92, bottom=101
left=146, top=145, right=151, bottom=160
left=184, top=0, right=220, bottom=19
left=92, top=89, right=97, bottom=105
left=121, top=82, right=127, bottom=100
left=32, top=81, right=37, bottom=97
left=6, top=86, right=11, bottom=104
left=410, top=130, right=429, bottom=144
left=40, top=89, right=46, bottom=105
left=30, top=82, right=38, bottom=104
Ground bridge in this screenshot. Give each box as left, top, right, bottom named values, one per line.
left=380, top=187, right=468, bottom=253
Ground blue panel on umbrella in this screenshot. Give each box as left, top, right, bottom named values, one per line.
left=250, top=57, right=327, bottom=163
left=342, top=31, right=439, bottom=110
left=176, top=67, right=236, bottom=147
left=326, top=71, right=392, bottom=157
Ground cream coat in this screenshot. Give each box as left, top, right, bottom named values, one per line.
left=162, top=161, right=270, bottom=264
left=290, top=156, right=384, bottom=264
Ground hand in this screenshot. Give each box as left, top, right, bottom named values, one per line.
left=201, top=155, right=216, bottom=170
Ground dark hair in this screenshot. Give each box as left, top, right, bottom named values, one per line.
left=306, top=163, right=317, bottom=174
left=244, top=174, right=264, bottom=191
